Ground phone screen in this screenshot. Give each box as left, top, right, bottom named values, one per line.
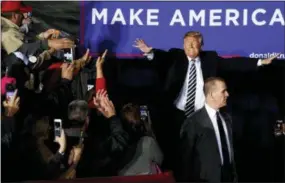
left=140, top=105, right=148, bottom=121
left=54, top=119, right=62, bottom=137
left=63, top=48, right=75, bottom=63
left=6, top=91, right=15, bottom=101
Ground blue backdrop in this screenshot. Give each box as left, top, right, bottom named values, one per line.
left=80, top=1, right=285, bottom=58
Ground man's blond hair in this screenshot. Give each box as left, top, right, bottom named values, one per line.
left=183, top=31, right=204, bottom=46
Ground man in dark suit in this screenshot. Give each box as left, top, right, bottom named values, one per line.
left=178, top=77, right=236, bottom=182
left=133, top=31, right=279, bottom=170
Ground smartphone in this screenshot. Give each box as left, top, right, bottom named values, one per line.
left=54, top=119, right=62, bottom=137
left=63, top=47, right=75, bottom=63
left=5, top=83, right=16, bottom=101
left=140, top=105, right=148, bottom=121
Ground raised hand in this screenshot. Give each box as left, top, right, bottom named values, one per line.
left=96, top=49, right=108, bottom=68
left=3, top=89, right=20, bottom=117
left=73, top=49, right=92, bottom=69
left=48, top=38, right=74, bottom=50
left=261, top=53, right=281, bottom=65
left=93, top=89, right=108, bottom=109
left=133, top=38, right=152, bottom=54
left=54, top=129, right=66, bottom=154
left=93, top=90, right=115, bottom=118
left=42, top=29, right=59, bottom=39
left=61, top=62, right=74, bottom=81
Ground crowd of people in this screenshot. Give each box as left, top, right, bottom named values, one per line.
left=1, top=1, right=284, bottom=183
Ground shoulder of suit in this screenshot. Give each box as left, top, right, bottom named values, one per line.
left=221, top=111, right=232, bottom=123
left=184, top=108, right=205, bottom=126
left=200, top=50, right=218, bottom=57
left=168, top=48, right=184, bottom=53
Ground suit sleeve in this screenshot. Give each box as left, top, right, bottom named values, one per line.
left=150, top=48, right=179, bottom=71
left=216, top=52, right=259, bottom=72
left=17, top=40, right=49, bottom=57
left=177, top=119, right=197, bottom=182
left=106, top=116, right=129, bottom=153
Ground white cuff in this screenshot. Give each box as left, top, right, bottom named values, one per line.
left=143, top=52, right=154, bottom=61
left=257, top=59, right=263, bottom=66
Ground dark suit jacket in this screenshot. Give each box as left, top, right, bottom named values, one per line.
left=151, top=48, right=258, bottom=105
left=178, top=107, right=237, bottom=183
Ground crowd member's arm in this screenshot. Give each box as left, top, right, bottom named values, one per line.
left=1, top=90, right=20, bottom=148
left=94, top=90, right=129, bottom=152
left=95, top=49, right=108, bottom=91
left=44, top=63, right=74, bottom=118
left=133, top=39, right=175, bottom=73
left=41, top=130, right=67, bottom=179
left=88, top=50, right=108, bottom=108
left=31, top=48, right=56, bottom=71
left=17, top=38, right=74, bottom=58
left=47, top=49, right=91, bottom=74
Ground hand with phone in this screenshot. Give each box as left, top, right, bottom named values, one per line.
left=54, top=126, right=66, bottom=154
left=3, top=89, right=20, bottom=117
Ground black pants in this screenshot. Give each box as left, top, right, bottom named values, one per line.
left=161, top=106, right=186, bottom=172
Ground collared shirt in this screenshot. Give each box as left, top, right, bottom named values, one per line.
left=174, top=56, right=205, bottom=111
left=205, top=103, right=232, bottom=165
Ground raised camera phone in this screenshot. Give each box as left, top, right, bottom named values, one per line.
left=54, top=119, right=62, bottom=137
left=6, top=83, right=16, bottom=101
left=63, top=47, right=75, bottom=63
left=140, top=105, right=148, bottom=121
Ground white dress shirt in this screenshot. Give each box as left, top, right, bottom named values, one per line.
left=205, top=103, right=232, bottom=165
left=174, top=57, right=205, bottom=111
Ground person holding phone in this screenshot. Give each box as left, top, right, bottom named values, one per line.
left=1, top=89, right=20, bottom=181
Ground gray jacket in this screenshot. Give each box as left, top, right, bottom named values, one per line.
left=118, top=136, right=163, bottom=176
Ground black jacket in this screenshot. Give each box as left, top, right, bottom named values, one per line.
left=178, top=107, right=237, bottom=183
left=150, top=48, right=259, bottom=105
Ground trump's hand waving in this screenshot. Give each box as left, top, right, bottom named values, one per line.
left=133, top=39, right=153, bottom=54
left=261, top=53, right=281, bottom=65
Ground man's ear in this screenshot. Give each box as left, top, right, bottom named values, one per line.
left=210, top=91, right=215, bottom=100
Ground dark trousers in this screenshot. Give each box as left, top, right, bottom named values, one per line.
left=161, top=106, right=186, bottom=172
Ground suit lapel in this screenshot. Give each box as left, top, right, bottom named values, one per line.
left=177, top=52, right=189, bottom=82
left=171, top=52, right=189, bottom=93
left=200, top=107, right=215, bottom=131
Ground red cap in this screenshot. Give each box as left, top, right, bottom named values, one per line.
left=1, top=1, right=32, bottom=13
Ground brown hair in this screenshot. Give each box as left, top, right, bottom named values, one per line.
left=203, top=77, right=225, bottom=96
left=121, top=103, right=140, bottom=124
left=184, top=31, right=204, bottom=46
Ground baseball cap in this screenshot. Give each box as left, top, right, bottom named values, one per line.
left=1, top=1, right=32, bottom=13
